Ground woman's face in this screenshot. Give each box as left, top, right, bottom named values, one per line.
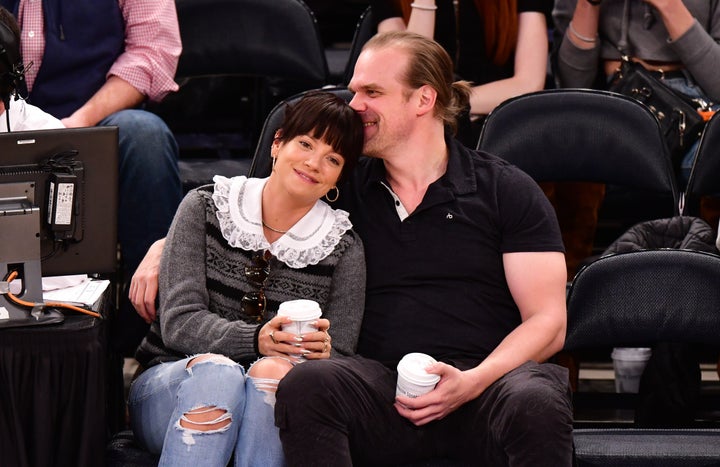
left=272, top=134, right=345, bottom=203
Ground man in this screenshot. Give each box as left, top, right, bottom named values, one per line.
left=274, top=31, right=573, bottom=466
left=0, top=0, right=184, bottom=355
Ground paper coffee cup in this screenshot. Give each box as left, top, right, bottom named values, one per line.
left=277, top=299, right=322, bottom=335
left=611, top=347, right=652, bottom=393
left=396, top=352, right=441, bottom=398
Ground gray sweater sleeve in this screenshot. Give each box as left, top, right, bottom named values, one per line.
left=158, top=191, right=260, bottom=362
left=323, top=231, right=366, bottom=357
left=672, top=20, right=720, bottom=102
left=553, top=0, right=603, bottom=89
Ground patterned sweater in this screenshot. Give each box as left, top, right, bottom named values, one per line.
left=135, top=180, right=366, bottom=368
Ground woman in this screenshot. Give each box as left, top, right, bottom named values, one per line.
left=127, top=91, right=366, bottom=467
left=553, top=0, right=720, bottom=185
left=373, top=0, right=552, bottom=125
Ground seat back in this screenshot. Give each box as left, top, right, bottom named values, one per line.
left=175, top=0, right=327, bottom=84
left=564, top=249, right=720, bottom=351
left=342, top=6, right=375, bottom=85
left=477, top=89, right=678, bottom=199
left=683, top=111, right=720, bottom=216
left=477, top=88, right=680, bottom=258
left=150, top=0, right=329, bottom=191
left=248, top=87, right=354, bottom=178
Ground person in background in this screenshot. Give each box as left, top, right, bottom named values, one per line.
left=373, top=0, right=552, bottom=141
left=553, top=0, right=720, bottom=273
left=275, top=31, right=573, bottom=466
left=128, top=91, right=366, bottom=466
left=0, top=0, right=185, bottom=356
left=0, top=6, right=59, bottom=131
left=554, top=0, right=720, bottom=186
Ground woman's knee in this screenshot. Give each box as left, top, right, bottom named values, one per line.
left=247, top=356, right=294, bottom=381
left=187, top=353, right=236, bottom=369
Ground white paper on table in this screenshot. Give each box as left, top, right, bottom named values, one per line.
left=43, top=278, right=111, bottom=306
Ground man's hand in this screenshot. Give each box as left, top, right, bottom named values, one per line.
left=129, top=238, right=165, bottom=323
left=394, top=362, right=478, bottom=426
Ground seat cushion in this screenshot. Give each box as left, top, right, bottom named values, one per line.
left=573, top=428, right=720, bottom=466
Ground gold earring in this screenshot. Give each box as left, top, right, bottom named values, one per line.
left=271, top=154, right=277, bottom=171
left=325, top=186, right=339, bottom=202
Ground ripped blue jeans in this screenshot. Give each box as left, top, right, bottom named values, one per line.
left=128, top=355, right=286, bottom=467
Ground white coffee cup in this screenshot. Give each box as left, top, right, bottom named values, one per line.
left=611, top=347, right=652, bottom=393
left=277, top=299, right=322, bottom=335
left=396, top=352, right=441, bottom=398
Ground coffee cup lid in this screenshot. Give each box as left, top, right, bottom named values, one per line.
left=277, top=299, right=322, bottom=321
left=397, top=353, right=441, bottom=386
left=611, top=347, right=652, bottom=361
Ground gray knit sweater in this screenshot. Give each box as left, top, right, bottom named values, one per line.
left=135, top=184, right=366, bottom=369
left=553, top=0, right=720, bottom=101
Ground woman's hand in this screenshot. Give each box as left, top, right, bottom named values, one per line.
left=259, top=316, right=302, bottom=360
left=299, top=318, right=332, bottom=360
left=259, top=317, right=332, bottom=360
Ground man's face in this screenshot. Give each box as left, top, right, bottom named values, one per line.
left=348, top=47, right=416, bottom=159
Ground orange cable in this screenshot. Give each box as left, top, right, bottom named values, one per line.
left=4, top=270, right=102, bottom=319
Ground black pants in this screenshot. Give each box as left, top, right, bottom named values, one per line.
left=275, top=357, right=573, bottom=467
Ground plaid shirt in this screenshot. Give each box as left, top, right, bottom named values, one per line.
left=18, top=0, right=180, bottom=101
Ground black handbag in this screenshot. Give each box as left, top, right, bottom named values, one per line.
left=609, top=58, right=706, bottom=159
left=606, top=0, right=710, bottom=161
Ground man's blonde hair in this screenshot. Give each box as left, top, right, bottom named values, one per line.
left=363, top=31, right=471, bottom=133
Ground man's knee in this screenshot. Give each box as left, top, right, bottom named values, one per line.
left=102, top=109, right=172, bottom=138
left=276, top=360, right=344, bottom=408
left=497, top=363, right=572, bottom=427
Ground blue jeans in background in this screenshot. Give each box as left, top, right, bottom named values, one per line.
left=663, top=75, right=720, bottom=189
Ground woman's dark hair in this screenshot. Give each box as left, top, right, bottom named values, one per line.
left=277, top=91, right=364, bottom=184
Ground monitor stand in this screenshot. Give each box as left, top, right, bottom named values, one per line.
left=0, top=182, right=64, bottom=328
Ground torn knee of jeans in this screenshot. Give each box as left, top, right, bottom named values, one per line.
left=177, top=405, right=233, bottom=441
left=185, top=353, right=238, bottom=375
left=249, top=376, right=280, bottom=406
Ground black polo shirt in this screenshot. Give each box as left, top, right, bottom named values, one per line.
left=338, top=136, right=563, bottom=368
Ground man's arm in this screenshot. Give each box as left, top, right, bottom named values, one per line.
left=61, top=76, right=144, bottom=127
left=395, top=251, right=567, bottom=425
left=62, top=0, right=181, bottom=127
left=129, top=237, right=166, bottom=323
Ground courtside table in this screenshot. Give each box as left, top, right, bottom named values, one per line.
left=0, top=310, right=109, bottom=467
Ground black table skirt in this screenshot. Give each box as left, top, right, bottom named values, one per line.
left=0, top=315, right=106, bottom=467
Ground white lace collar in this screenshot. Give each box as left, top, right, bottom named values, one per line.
left=212, top=175, right=352, bottom=268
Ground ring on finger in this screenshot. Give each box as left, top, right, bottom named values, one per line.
left=324, top=331, right=330, bottom=343
left=322, top=342, right=328, bottom=353
left=269, top=331, right=278, bottom=344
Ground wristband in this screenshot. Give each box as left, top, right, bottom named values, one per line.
left=568, top=21, right=598, bottom=43
left=410, top=2, right=437, bottom=10
left=586, top=0, right=602, bottom=5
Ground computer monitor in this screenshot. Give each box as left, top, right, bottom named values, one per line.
left=0, top=126, right=119, bottom=328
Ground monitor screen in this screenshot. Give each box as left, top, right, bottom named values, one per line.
left=0, top=126, right=119, bottom=278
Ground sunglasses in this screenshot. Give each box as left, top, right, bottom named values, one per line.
left=241, top=250, right=271, bottom=322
